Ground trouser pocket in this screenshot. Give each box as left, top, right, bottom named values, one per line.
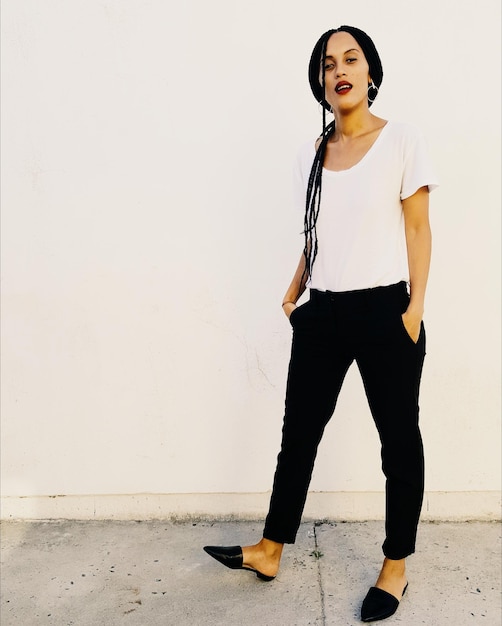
left=399, top=315, right=424, bottom=345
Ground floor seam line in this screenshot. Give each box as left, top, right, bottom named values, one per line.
left=313, top=521, right=327, bottom=625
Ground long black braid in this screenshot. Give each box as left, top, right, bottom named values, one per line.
left=302, top=32, right=335, bottom=281
left=302, top=121, right=335, bottom=280
left=302, top=26, right=383, bottom=282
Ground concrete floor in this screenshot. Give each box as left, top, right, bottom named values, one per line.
left=1, top=520, right=500, bottom=625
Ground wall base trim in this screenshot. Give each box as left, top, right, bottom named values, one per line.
left=1, top=491, right=500, bottom=521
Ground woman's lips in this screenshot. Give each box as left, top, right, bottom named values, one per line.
left=335, top=81, right=353, bottom=94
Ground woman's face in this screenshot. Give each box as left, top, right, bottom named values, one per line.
left=322, top=31, right=371, bottom=113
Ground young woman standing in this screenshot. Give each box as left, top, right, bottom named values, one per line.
left=204, top=25, right=438, bottom=622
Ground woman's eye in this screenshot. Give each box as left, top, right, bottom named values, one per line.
left=324, top=63, right=334, bottom=70
left=346, top=58, right=357, bottom=63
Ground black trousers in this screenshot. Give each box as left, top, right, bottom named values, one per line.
left=263, top=282, right=425, bottom=560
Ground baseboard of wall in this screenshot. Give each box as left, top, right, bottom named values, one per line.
left=1, top=491, right=500, bottom=521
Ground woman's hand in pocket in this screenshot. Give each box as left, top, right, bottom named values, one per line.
left=401, top=310, right=422, bottom=343
left=282, top=302, right=297, bottom=320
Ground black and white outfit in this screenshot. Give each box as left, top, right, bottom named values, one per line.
left=263, top=121, right=438, bottom=559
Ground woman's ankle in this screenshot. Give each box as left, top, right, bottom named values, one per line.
left=259, top=537, right=284, bottom=558
left=381, top=557, right=406, bottom=574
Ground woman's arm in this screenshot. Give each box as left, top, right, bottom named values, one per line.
left=402, top=185, right=432, bottom=342
left=281, top=252, right=309, bottom=319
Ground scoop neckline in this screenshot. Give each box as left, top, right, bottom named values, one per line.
left=320, top=121, right=390, bottom=175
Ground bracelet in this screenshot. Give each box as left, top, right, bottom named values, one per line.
left=282, top=301, right=295, bottom=307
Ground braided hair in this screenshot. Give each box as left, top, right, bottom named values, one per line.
left=302, top=26, right=383, bottom=281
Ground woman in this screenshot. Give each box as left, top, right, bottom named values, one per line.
left=204, top=25, right=438, bottom=622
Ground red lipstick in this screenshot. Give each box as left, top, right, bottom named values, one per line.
left=335, top=81, right=353, bottom=94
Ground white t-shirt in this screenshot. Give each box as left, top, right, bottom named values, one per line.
left=293, top=121, right=439, bottom=292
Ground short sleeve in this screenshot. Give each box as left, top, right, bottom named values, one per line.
left=400, top=126, right=439, bottom=200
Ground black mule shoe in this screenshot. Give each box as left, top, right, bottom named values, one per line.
left=360, top=582, right=408, bottom=622
left=203, top=545, right=275, bottom=582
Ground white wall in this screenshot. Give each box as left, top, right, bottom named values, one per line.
left=1, top=0, right=500, bottom=519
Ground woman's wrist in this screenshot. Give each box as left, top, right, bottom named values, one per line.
left=406, top=300, right=424, bottom=318
left=282, top=301, right=297, bottom=319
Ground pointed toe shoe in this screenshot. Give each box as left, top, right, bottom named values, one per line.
left=360, top=583, right=408, bottom=622
left=203, top=545, right=275, bottom=581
